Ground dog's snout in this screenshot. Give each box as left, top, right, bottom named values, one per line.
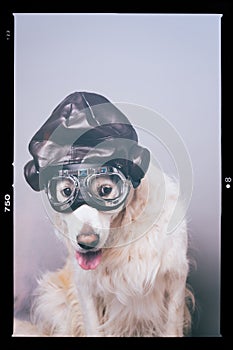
left=77, top=233, right=99, bottom=250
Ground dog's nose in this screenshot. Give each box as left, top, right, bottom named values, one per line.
left=77, top=233, right=99, bottom=250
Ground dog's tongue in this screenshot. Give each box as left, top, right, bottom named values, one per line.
left=75, top=250, right=102, bottom=270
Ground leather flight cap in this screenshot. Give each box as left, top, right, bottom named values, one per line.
left=24, top=91, right=150, bottom=191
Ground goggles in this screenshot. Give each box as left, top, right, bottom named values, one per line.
left=44, top=165, right=132, bottom=213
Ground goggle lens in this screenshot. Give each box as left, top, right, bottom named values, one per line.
left=46, top=167, right=131, bottom=212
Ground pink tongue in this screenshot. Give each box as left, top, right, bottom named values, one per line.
left=75, top=250, right=102, bottom=270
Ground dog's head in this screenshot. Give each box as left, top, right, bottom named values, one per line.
left=24, top=92, right=150, bottom=270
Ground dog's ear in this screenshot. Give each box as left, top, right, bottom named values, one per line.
left=129, top=144, right=150, bottom=188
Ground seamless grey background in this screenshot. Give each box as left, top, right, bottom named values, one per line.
left=14, top=14, right=221, bottom=336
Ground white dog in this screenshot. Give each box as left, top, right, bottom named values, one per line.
left=14, top=162, right=193, bottom=337
left=14, top=92, right=194, bottom=337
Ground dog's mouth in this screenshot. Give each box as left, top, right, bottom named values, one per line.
left=75, top=250, right=102, bottom=270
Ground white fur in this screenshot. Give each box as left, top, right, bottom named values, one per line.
left=14, top=163, right=194, bottom=337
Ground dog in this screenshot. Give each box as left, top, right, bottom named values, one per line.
left=14, top=92, right=194, bottom=337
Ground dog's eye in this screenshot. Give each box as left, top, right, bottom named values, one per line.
left=98, top=185, right=112, bottom=197
left=62, top=187, right=72, bottom=197
left=56, top=178, right=76, bottom=200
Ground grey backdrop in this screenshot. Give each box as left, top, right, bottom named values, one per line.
left=14, top=13, right=221, bottom=336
